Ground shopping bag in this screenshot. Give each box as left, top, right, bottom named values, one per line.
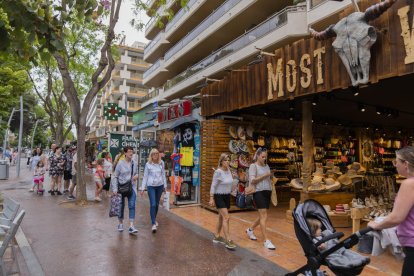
left=109, top=194, right=122, bottom=217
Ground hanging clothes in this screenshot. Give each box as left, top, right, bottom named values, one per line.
left=169, top=175, right=183, bottom=195
left=180, top=147, right=194, bottom=166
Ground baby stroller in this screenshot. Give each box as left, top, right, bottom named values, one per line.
left=286, top=199, right=372, bottom=276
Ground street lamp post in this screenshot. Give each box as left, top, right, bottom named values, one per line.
left=17, top=96, right=23, bottom=177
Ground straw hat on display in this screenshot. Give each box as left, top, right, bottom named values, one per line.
left=237, top=126, right=246, bottom=140
left=246, top=140, right=255, bottom=154
left=324, top=178, right=341, bottom=192
left=325, top=170, right=336, bottom=179
left=229, top=126, right=238, bottom=139
left=271, top=137, right=280, bottom=149
left=332, top=166, right=342, bottom=175
left=290, top=178, right=304, bottom=189
left=246, top=126, right=254, bottom=139
left=308, top=183, right=326, bottom=192
left=347, top=162, right=366, bottom=173
left=346, top=169, right=364, bottom=179
left=337, top=174, right=352, bottom=186
left=312, top=167, right=325, bottom=177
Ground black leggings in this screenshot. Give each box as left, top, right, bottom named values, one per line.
left=402, top=247, right=414, bottom=276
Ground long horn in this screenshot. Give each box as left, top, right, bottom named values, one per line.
left=309, top=24, right=336, bottom=41
left=365, top=0, right=397, bottom=21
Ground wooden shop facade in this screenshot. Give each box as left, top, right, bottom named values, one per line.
left=199, top=0, right=414, bottom=212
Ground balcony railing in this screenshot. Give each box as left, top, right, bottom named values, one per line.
left=143, top=59, right=162, bottom=79
left=130, top=57, right=147, bottom=66
left=141, top=88, right=159, bottom=102
left=164, top=0, right=198, bottom=33
left=309, top=0, right=329, bottom=9
left=131, top=72, right=143, bottom=80
left=164, top=5, right=304, bottom=91
left=144, top=31, right=163, bottom=52
left=165, top=0, right=241, bottom=62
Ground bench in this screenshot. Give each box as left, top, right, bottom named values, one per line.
left=0, top=210, right=25, bottom=275
left=0, top=197, right=20, bottom=236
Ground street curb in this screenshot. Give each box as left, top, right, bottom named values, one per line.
left=15, top=227, right=45, bottom=276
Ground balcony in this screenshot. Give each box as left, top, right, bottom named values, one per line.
left=308, top=0, right=353, bottom=27
left=130, top=72, right=144, bottom=81
left=164, top=0, right=243, bottom=63
left=160, top=4, right=307, bottom=99
left=145, top=0, right=180, bottom=40
left=143, top=31, right=170, bottom=63
left=129, top=88, right=148, bottom=99
left=128, top=101, right=141, bottom=112
left=143, top=58, right=169, bottom=86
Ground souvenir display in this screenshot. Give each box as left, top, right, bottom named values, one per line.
left=229, top=126, right=238, bottom=139
left=246, top=126, right=254, bottom=138
left=237, top=141, right=249, bottom=153
left=237, top=126, right=246, bottom=140
left=238, top=154, right=250, bottom=168
left=228, top=140, right=239, bottom=154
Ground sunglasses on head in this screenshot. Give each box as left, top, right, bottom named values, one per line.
left=257, top=147, right=267, bottom=153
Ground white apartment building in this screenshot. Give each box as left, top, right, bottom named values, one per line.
left=141, top=0, right=356, bottom=106
left=86, top=42, right=150, bottom=140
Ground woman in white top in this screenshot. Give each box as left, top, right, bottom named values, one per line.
left=245, top=147, right=276, bottom=250
left=140, top=148, right=167, bottom=233
left=209, top=153, right=236, bottom=250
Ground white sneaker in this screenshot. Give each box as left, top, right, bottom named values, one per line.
left=152, top=224, right=157, bottom=233
left=246, top=228, right=257, bottom=240
left=155, top=221, right=159, bottom=227
left=264, top=239, right=276, bottom=250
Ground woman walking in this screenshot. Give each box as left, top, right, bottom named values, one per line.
left=368, top=146, right=414, bottom=276
left=102, top=152, right=113, bottom=198
left=209, top=153, right=237, bottom=250
left=48, top=146, right=65, bottom=195
left=111, top=146, right=139, bottom=234
left=245, top=147, right=276, bottom=250
left=140, top=148, right=167, bottom=233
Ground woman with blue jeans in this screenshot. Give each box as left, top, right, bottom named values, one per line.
left=140, top=148, right=167, bottom=233
left=111, top=146, right=139, bottom=235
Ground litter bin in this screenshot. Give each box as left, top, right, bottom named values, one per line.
left=0, top=160, right=9, bottom=180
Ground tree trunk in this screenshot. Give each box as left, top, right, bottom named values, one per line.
left=55, top=120, right=64, bottom=146
left=76, top=121, right=88, bottom=203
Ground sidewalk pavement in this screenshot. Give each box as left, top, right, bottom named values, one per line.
left=0, top=160, right=289, bottom=275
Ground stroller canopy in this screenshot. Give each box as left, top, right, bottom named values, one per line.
left=293, top=199, right=334, bottom=238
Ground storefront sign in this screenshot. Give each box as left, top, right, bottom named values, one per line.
left=267, top=47, right=325, bottom=100
left=158, top=100, right=191, bottom=123
left=109, top=133, right=138, bottom=158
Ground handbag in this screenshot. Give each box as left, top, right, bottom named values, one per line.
left=245, top=164, right=258, bottom=195
left=118, top=162, right=133, bottom=197
left=236, top=191, right=246, bottom=208
left=109, top=194, right=122, bottom=217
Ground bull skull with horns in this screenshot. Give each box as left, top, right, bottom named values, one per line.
left=309, top=0, right=397, bottom=86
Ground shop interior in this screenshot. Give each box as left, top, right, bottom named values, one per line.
left=207, top=73, right=414, bottom=230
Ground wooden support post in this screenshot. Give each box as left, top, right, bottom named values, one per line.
left=302, top=100, right=313, bottom=191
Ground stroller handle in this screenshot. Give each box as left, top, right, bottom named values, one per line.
left=357, top=226, right=373, bottom=236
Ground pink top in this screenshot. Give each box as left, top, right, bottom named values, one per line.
left=397, top=198, right=414, bottom=247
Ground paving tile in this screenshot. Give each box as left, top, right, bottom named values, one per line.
left=171, top=204, right=403, bottom=275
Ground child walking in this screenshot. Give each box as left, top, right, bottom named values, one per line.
left=33, top=160, right=46, bottom=193
left=94, top=158, right=105, bottom=202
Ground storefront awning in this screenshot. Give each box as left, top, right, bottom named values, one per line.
left=167, top=116, right=197, bottom=130
left=132, top=121, right=154, bottom=132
